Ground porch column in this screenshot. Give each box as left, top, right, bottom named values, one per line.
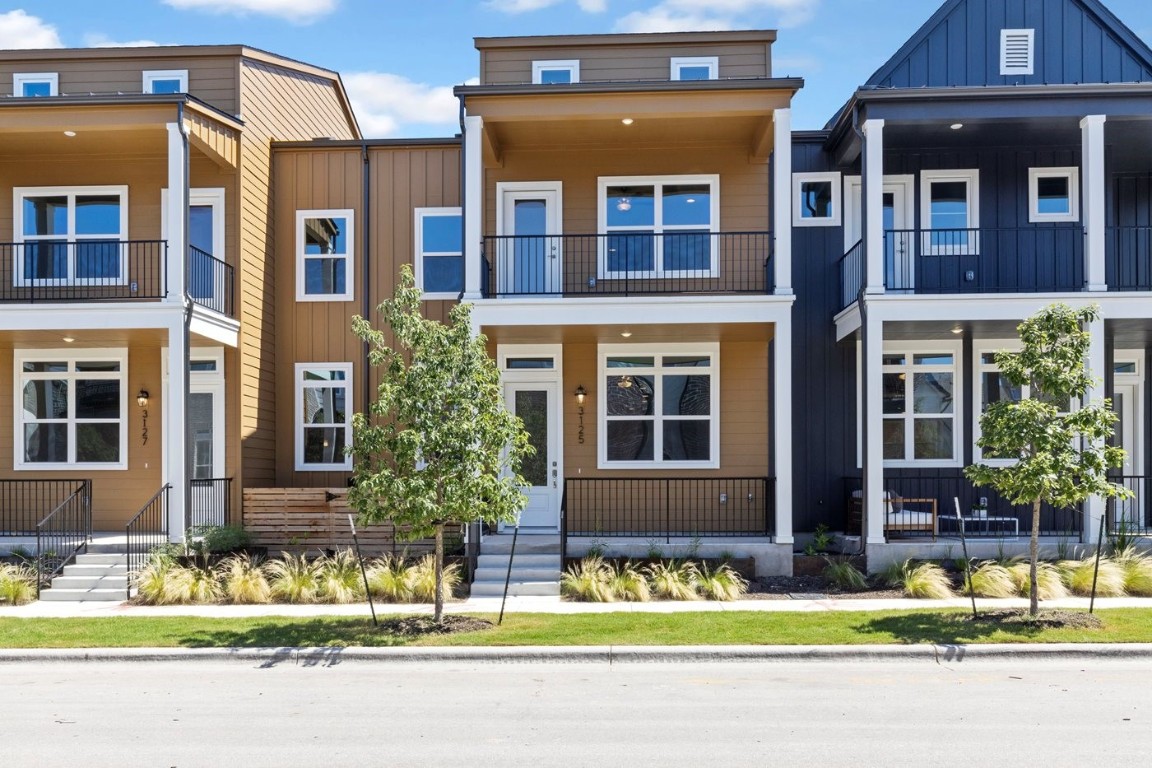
left=165, top=318, right=189, bottom=542
left=1084, top=315, right=1107, bottom=542
left=1081, top=115, right=1107, bottom=291
left=772, top=107, right=793, bottom=295
left=166, top=121, right=189, bottom=301
left=862, top=311, right=886, bottom=544
left=772, top=315, right=794, bottom=544
left=462, top=114, right=484, bottom=300
left=862, top=119, right=886, bottom=295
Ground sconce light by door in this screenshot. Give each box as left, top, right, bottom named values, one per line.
left=137, top=389, right=150, bottom=408
left=574, top=385, right=587, bottom=405
left=138, top=389, right=150, bottom=446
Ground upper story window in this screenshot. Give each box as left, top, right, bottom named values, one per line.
left=532, top=60, right=580, bottom=84
left=670, top=57, right=718, bottom=81
left=296, top=209, right=354, bottom=302
left=295, top=363, right=352, bottom=471
left=598, top=174, right=719, bottom=279
left=792, top=172, right=842, bottom=227
left=920, top=169, right=980, bottom=255
left=143, top=70, right=188, bottom=94
left=14, top=186, right=128, bottom=287
left=13, top=72, right=58, bottom=97
left=882, top=346, right=961, bottom=466
left=1028, top=167, right=1079, bottom=223
left=1000, top=29, right=1035, bottom=76
left=414, top=207, right=463, bottom=299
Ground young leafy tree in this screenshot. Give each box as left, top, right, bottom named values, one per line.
left=966, top=303, right=1130, bottom=616
left=347, top=266, right=531, bottom=623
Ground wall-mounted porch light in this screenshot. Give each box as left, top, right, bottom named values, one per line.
left=137, top=389, right=150, bottom=408
left=574, top=385, right=587, bottom=405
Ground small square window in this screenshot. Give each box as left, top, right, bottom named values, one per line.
left=13, top=73, right=58, bottom=97
left=671, top=57, right=718, bottom=81
left=143, top=70, right=188, bottom=94
left=1028, top=167, right=1079, bottom=223
left=532, top=60, right=580, bottom=85
left=792, top=172, right=841, bottom=227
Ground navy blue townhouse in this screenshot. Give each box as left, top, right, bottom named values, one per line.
left=788, top=0, right=1152, bottom=564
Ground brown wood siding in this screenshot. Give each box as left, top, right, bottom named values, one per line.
left=236, top=60, right=358, bottom=491
left=481, top=42, right=771, bottom=85
left=0, top=56, right=239, bottom=114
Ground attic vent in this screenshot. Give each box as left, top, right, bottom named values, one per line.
left=1000, top=29, right=1034, bottom=75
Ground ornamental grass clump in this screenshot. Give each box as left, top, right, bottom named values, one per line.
left=608, top=561, right=651, bottom=602
left=968, top=561, right=1017, bottom=599
left=267, top=552, right=321, bottom=604
left=134, top=552, right=183, bottom=605
left=409, top=555, right=461, bottom=603
left=561, top=555, right=614, bottom=602
left=822, top=558, right=868, bottom=592
left=1119, top=553, right=1152, bottom=597
left=1008, top=561, right=1069, bottom=600
left=317, top=549, right=366, bottom=604
left=696, top=562, right=747, bottom=601
left=365, top=554, right=413, bottom=602
left=902, top=562, right=955, bottom=600
left=647, top=560, right=700, bottom=601
left=0, top=563, right=37, bottom=605
left=219, top=553, right=271, bottom=604
left=1061, top=558, right=1125, bottom=597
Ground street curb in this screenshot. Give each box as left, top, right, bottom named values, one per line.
left=2, top=643, right=1152, bottom=664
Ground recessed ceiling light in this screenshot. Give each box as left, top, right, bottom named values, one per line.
left=62, top=336, right=75, bottom=343
left=951, top=326, right=963, bottom=335
left=63, top=130, right=77, bottom=137
left=950, top=123, right=964, bottom=130
left=620, top=330, right=633, bottom=338
left=621, top=118, right=634, bottom=126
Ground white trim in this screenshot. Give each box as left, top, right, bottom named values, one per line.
left=670, top=56, right=718, bottom=80
left=414, top=207, right=463, bottom=300
left=597, top=174, right=720, bottom=280
left=879, top=340, right=963, bottom=468
left=14, top=348, right=129, bottom=471
left=296, top=209, right=354, bottom=302
left=920, top=169, right=980, bottom=256
left=13, top=72, right=58, bottom=97
left=13, top=185, right=130, bottom=287
left=498, top=344, right=563, bottom=531
left=792, top=172, right=841, bottom=227
left=772, top=108, right=793, bottom=294
left=597, top=342, right=720, bottom=470
left=143, top=69, right=188, bottom=94
left=1000, top=29, right=1035, bottom=76
left=294, top=362, right=353, bottom=471
left=497, top=344, right=564, bottom=378
left=532, top=60, right=580, bottom=84
left=972, top=340, right=1023, bottom=465
left=1028, top=167, right=1079, bottom=223
left=495, top=181, right=565, bottom=234
left=463, top=115, right=484, bottom=299
left=843, top=175, right=915, bottom=252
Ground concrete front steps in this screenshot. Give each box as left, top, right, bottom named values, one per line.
left=39, top=543, right=128, bottom=602
left=471, top=534, right=561, bottom=597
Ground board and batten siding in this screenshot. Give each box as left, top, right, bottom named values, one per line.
left=237, top=60, right=358, bottom=490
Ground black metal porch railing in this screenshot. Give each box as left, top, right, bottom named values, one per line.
left=1106, top=226, right=1152, bottom=291
left=188, top=245, right=235, bottom=317
left=34, top=480, right=92, bottom=595
left=188, top=477, right=233, bottom=529
left=838, top=238, right=863, bottom=311
left=0, top=240, right=166, bottom=303
left=481, top=232, right=773, bottom=297
left=563, top=477, right=774, bottom=541
left=125, top=484, right=170, bottom=599
left=0, top=479, right=93, bottom=535
left=1106, top=475, right=1152, bottom=536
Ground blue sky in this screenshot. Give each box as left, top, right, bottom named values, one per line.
left=3, top=0, right=1150, bottom=135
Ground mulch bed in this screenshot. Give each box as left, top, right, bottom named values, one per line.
left=745, top=575, right=904, bottom=600
left=376, top=614, right=494, bottom=637
left=964, top=609, right=1103, bottom=629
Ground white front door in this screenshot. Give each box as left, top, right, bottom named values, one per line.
left=846, top=176, right=913, bottom=290
left=498, top=184, right=561, bottom=295
left=506, top=381, right=559, bottom=529
left=1114, top=380, right=1143, bottom=530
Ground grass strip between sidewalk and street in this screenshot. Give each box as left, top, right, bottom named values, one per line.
left=2, top=609, right=1152, bottom=648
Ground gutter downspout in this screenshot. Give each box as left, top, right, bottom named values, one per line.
left=850, top=100, right=869, bottom=558
left=361, top=142, right=372, bottom=420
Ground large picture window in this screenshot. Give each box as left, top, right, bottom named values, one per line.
left=15, top=350, right=127, bottom=470
left=296, top=210, right=354, bottom=301
left=414, top=208, right=463, bottom=299
left=882, top=346, right=960, bottom=465
left=295, top=363, right=352, bottom=471
left=598, top=175, right=719, bottom=279
left=14, top=186, right=128, bottom=286
left=598, top=344, right=719, bottom=469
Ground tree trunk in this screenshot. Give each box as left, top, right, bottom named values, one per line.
left=434, top=521, right=445, bottom=624
left=1029, top=498, right=1041, bottom=617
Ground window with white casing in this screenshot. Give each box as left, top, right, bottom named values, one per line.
left=532, top=60, right=580, bottom=84
left=143, top=69, right=188, bottom=94
left=882, top=344, right=961, bottom=466
left=598, top=175, right=719, bottom=279
left=670, top=56, right=718, bottom=81
left=295, top=363, right=352, bottom=471
left=15, top=349, right=128, bottom=470
left=598, top=344, right=719, bottom=469
left=1028, top=167, right=1079, bottom=223
left=793, top=172, right=841, bottom=227
left=13, top=72, right=57, bottom=97
left=414, top=207, right=463, bottom=299
left=920, top=170, right=980, bottom=255
left=14, top=186, right=128, bottom=286
left=297, top=209, right=354, bottom=301
left=1000, top=29, right=1034, bottom=76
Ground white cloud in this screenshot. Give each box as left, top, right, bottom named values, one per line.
left=0, top=9, right=63, bottom=49
left=616, top=0, right=817, bottom=33
left=485, top=0, right=607, bottom=13
left=578, top=0, right=607, bottom=11
left=84, top=34, right=166, bottom=48
left=162, top=0, right=337, bottom=24
left=344, top=72, right=476, bottom=138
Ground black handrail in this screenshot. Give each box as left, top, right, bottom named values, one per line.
left=559, top=485, right=568, bottom=566
left=1105, top=475, right=1152, bottom=535
left=0, top=240, right=166, bottom=303
left=188, top=245, right=235, bottom=316
left=34, top=480, right=92, bottom=596
left=838, top=238, right=864, bottom=311
left=188, top=477, right=233, bottom=529
left=125, top=484, right=171, bottom=600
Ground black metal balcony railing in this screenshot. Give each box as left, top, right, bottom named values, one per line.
left=838, top=238, right=864, bottom=311
left=1105, top=475, right=1152, bottom=536
left=188, top=477, right=233, bottom=529
left=1106, top=226, right=1152, bottom=291
left=481, top=232, right=773, bottom=297
left=0, top=240, right=167, bottom=303
left=126, top=484, right=170, bottom=598
left=188, top=245, right=235, bottom=316
left=0, top=479, right=93, bottom=536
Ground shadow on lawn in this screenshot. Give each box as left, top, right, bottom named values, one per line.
left=858, top=611, right=1053, bottom=646
left=178, top=618, right=408, bottom=661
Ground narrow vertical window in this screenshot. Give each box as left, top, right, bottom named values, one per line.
left=296, top=210, right=354, bottom=301
left=295, top=364, right=353, bottom=471
left=414, top=208, right=463, bottom=298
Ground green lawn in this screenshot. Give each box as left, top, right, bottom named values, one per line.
left=1, top=609, right=1151, bottom=649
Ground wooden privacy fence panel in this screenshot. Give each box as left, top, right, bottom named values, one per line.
left=242, top=488, right=460, bottom=556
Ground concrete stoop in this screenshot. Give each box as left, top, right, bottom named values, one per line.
left=471, top=535, right=562, bottom=597
left=38, top=546, right=129, bottom=602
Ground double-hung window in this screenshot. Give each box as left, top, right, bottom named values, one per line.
left=599, top=344, right=719, bottom=469
left=15, top=350, right=127, bottom=469
left=882, top=346, right=960, bottom=465
left=296, top=209, right=354, bottom=301
left=920, top=170, right=979, bottom=255
left=143, top=70, right=188, bottom=94
left=13, top=72, right=58, bottom=97
left=599, top=175, right=719, bottom=279
left=295, top=364, right=352, bottom=471
left=414, top=208, right=463, bottom=299
left=14, top=186, right=128, bottom=286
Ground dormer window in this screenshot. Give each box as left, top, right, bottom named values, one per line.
left=1000, top=29, right=1034, bottom=75
left=671, top=57, right=718, bottom=81
left=143, top=70, right=188, bottom=94
left=532, top=60, right=580, bottom=84
left=14, top=73, right=58, bottom=97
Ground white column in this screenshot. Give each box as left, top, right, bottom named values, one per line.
left=1081, top=115, right=1107, bottom=291
left=462, top=114, right=484, bottom=300
left=772, top=315, right=793, bottom=544
left=166, top=122, right=189, bottom=301
left=1084, top=315, right=1107, bottom=542
left=165, top=319, right=188, bottom=542
left=863, top=312, right=886, bottom=544
left=772, top=108, right=793, bottom=296
left=862, top=119, right=886, bottom=294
